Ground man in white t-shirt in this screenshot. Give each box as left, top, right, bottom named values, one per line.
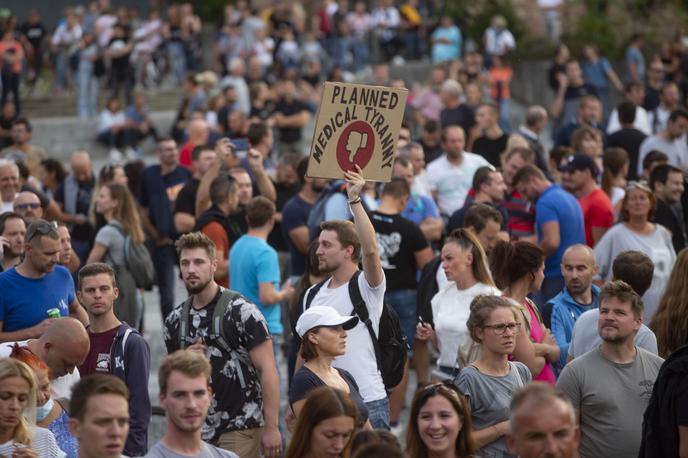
left=302, top=166, right=388, bottom=429
left=0, top=317, right=89, bottom=398
left=426, top=125, right=490, bottom=216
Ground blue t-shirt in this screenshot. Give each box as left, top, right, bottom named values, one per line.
left=582, top=58, right=611, bottom=89
left=535, top=185, right=585, bottom=278
left=402, top=194, right=440, bottom=227
left=229, top=235, right=283, bottom=334
left=432, top=25, right=462, bottom=62
left=281, top=194, right=313, bottom=277
left=0, top=266, right=75, bottom=332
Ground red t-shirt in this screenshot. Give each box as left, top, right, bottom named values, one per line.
left=79, top=326, right=119, bottom=376
left=178, top=142, right=195, bottom=169
left=202, top=221, right=230, bottom=288
left=578, top=188, right=614, bottom=247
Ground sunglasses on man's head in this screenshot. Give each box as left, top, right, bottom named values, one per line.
left=26, top=221, right=58, bottom=242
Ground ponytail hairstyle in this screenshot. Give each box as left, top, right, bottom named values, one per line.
left=445, top=228, right=495, bottom=287
left=489, top=240, right=545, bottom=290
left=601, top=147, right=628, bottom=198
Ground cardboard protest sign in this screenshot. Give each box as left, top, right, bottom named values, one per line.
left=307, top=82, right=408, bottom=182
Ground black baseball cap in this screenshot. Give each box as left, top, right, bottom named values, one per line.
left=560, top=154, right=598, bottom=178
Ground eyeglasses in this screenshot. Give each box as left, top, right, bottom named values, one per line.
left=26, top=220, right=59, bottom=242
left=483, top=322, right=521, bottom=335
left=15, top=202, right=41, bottom=210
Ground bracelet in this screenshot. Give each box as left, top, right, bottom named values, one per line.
left=348, top=197, right=362, bottom=205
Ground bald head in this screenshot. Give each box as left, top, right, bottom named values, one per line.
left=42, top=317, right=89, bottom=346
left=561, top=244, right=597, bottom=296
left=70, top=151, right=93, bottom=183
left=37, top=317, right=90, bottom=378
left=188, top=118, right=210, bottom=144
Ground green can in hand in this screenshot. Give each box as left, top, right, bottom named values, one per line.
left=46, top=308, right=61, bottom=319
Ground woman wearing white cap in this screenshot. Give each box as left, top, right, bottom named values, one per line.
left=289, top=305, right=370, bottom=429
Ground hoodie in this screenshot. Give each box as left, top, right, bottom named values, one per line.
left=109, top=323, right=151, bottom=456
left=548, top=284, right=600, bottom=369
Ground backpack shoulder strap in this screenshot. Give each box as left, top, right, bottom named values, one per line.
left=121, top=328, right=133, bottom=354
left=179, top=296, right=193, bottom=350
left=213, top=288, right=241, bottom=352
left=305, top=278, right=328, bottom=310
left=348, top=271, right=382, bottom=366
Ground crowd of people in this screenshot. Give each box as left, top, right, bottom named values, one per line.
left=0, top=2, right=687, bottom=458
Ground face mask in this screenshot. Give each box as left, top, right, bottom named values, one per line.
left=36, top=397, right=54, bottom=422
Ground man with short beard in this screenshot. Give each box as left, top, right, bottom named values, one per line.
left=0, top=219, right=89, bottom=342
left=0, top=212, right=25, bottom=272
left=557, top=281, right=664, bottom=458
left=547, top=244, right=600, bottom=369
left=164, top=232, right=281, bottom=458
left=146, top=350, right=238, bottom=457
left=12, top=190, right=42, bottom=223
left=281, top=157, right=327, bottom=281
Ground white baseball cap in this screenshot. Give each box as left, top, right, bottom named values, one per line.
left=295, top=305, right=359, bottom=338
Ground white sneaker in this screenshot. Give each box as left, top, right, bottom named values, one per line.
left=109, top=148, right=123, bottom=163
left=390, top=423, right=404, bottom=438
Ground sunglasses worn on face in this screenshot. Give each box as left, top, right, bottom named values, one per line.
left=15, top=203, right=41, bottom=210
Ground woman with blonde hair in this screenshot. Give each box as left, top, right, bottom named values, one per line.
left=651, top=248, right=688, bottom=358
left=416, top=229, right=501, bottom=379
left=285, top=386, right=359, bottom=458
left=87, top=183, right=147, bottom=326
left=10, top=345, right=77, bottom=457
left=0, top=358, right=65, bottom=457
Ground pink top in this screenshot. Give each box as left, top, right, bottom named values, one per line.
left=524, top=300, right=556, bottom=384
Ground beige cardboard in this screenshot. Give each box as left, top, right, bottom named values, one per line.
left=307, top=82, right=408, bottom=182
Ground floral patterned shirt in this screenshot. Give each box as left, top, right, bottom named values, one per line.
left=164, top=288, right=271, bottom=442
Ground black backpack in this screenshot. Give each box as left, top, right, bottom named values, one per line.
left=107, top=223, right=156, bottom=289
left=305, top=270, right=408, bottom=391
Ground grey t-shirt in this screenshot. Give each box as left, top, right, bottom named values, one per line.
left=145, top=442, right=238, bottom=458
left=95, top=221, right=126, bottom=265
left=456, top=361, right=531, bottom=458
left=568, top=308, right=658, bottom=359
left=556, top=347, right=663, bottom=458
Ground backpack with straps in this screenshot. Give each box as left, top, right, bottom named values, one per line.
left=107, top=223, right=156, bottom=289
left=305, top=271, right=408, bottom=392
left=178, top=289, right=240, bottom=354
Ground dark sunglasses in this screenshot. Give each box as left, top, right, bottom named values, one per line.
left=15, top=203, right=41, bottom=210
left=26, top=221, right=59, bottom=242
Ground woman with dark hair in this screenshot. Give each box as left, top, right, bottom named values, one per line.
left=10, top=345, right=77, bottom=457
left=416, top=229, right=500, bottom=379
left=288, top=241, right=326, bottom=382
left=594, top=181, right=676, bottom=321
left=38, top=159, right=67, bottom=200
left=490, top=240, right=558, bottom=384
left=289, top=306, right=369, bottom=429
left=650, top=248, right=688, bottom=358
left=285, top=386, right=359, bottom=458
left=456, top=295, right=532, bottom=458
left=86, top=183, right=147, bottom=326
left=601, top=147, right=628, bottom=216
left=405, top=381, right=477, bottom=458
